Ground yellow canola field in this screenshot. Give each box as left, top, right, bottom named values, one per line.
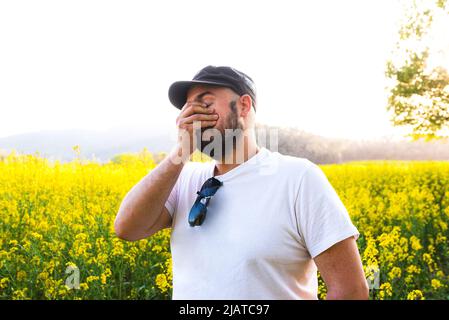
left=1, top=151, right=448, bottom=300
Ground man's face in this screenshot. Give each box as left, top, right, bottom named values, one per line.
left=186, top=85, right=244, bottom=158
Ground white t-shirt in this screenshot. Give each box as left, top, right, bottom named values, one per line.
left=165, top=147, right=359, bottom=300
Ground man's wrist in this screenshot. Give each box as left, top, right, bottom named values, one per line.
left=168, top=143, right=191, bottom=166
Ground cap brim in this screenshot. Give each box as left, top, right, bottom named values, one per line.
left=168, top=80, right=232, bottom=109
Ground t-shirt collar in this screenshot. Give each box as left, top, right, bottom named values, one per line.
left=210, top=147, right=270, bottom=180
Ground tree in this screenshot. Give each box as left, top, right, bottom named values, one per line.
left=386, top=0, right=449, bottom=140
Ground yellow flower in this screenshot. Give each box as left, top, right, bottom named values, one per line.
left=422, top=253, right=436, bottom=272
left=388, top=267, right=401, bottom=280
left=86, top=275, right=99, bottom=283
left=155, top=273, right=169, bottom=293
left=30, top=231, right=43, bottom=241
left=409, top=236, right=422, bottom=251
left=101, top=273, right=107, bottom=285
left=16, top=270, right=27, bottom=281
left=79, top=283, right=89, bottom=291
left=12, top=288, right=28, bottom=300
left=379, top=282, right=393, bottom=300
left=124, top=253, right=136, bottom=267
left=405, top=275, right=413, bottom=284
left=100, top=268, right=112, bottom=285
left=9, top=240, right=18, bottom=246
left=406, top=265, right=421, bottom=274
left=152, top=245, right=163, bottom=253
left=75, top=233, right=88, bottom=241
left=407, top=290, right=425, bottom=300
left=22, top=240, right=31, bottom=250
left=65, top=261, right=78, bottom=268
left=30, top=255, right=41, bottom=265
left=438, top=220, right=447, bottom=231
left=422, top=253, right=432, bottom=264
left=112, top=238, right=125, bottom=256
left=431, top=279, right=443, bottom=290
left=0, top=278, right=9, bottom=289
left=58, top=287, right=68, bottom=296
left=37, top=271, right=49, bottom=281
left=436, top=234, right=447, bottom=244
left=97, top=253, right=108, bottom=264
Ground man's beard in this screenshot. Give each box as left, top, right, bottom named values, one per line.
left=198, top=100, right=244, bottom=161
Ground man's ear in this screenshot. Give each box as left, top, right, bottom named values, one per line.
left=239, top=94, right=252, bottom=117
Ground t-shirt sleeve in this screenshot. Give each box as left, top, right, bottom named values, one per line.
left=165, top=172, right=181, bottom=218
left=295, top=162, right=359, bottom=259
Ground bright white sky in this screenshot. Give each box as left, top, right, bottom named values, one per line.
left=0, top=0, right=447, bottom=140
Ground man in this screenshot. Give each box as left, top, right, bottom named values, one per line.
left=114, top=66, right=369, bottom=300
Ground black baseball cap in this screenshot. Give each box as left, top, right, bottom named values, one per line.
left=168, top=65, right=257, bottom=111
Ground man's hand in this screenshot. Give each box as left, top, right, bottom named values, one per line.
left=175, top=101, right=219, bottom=157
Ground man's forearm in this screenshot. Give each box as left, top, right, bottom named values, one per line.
left=114, top=145, right=187, bottom=240
left=325, top=285, right=369, bottom=300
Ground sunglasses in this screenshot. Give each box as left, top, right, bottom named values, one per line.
left=188, top=177, right=223, bottom=227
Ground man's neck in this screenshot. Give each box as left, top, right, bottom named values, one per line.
left=213, top=141, right=260, bottom=177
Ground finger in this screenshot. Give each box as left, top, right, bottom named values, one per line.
left=197, top=120, right=217, bottom=128
left=183, top=105, right=215, bottom=119
left=181, top=120, right=217, bottom=131
left=182, top=113, right=219, bottom=124
left=181, top=101, right=207, bottom=110
left=181, top=100, right=203, bottom=111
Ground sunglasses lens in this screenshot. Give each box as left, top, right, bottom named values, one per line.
left=203, top=177, right=222, bottom=189
left=188, top=202, right=207, bottom=226
left=188, top=177, right=222, bottom=227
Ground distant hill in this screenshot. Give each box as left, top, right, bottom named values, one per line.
left=1, top=124, right=449, bottom=164
left=256, top=124, right=449, bottom=164
left=0, top=127, right=176, bottom=162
